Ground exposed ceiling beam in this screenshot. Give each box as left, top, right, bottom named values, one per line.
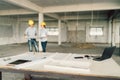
left=45, top=13, right=60, bottom=20
left=43, top=2, right=120, bottom=13
left=107, top=10, right=120, bottom=20
left=0, top=9, right=60, bottom=20
left=4, top=0, right=43, bottom=12
left=61, top=15, right=107, bottom=20
left=18, top=18, right=56, bottom=22
left=4, top=0, right=60, bottom=20
left=0, top=9, right=37, bottom=15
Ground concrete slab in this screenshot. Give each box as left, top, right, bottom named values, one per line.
left=0, top=52, right=120, bottom=79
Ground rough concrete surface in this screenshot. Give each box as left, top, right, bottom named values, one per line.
left=0, top=42, right=120, bottom=80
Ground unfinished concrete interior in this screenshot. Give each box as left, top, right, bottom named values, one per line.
left=0, top=0, right=120, bottom=80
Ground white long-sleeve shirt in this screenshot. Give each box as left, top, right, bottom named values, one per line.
left=39, top=28, right=48, bottom=42
left=25, top=27, right=37, bottom=40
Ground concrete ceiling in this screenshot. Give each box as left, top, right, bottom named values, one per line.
left=0, top=0, right=120, bottom=20
left=0, top=0, right=23, bottom=10
left=29, top=0, right=94, bottom=7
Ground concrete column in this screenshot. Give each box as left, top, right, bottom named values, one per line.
left=38, top=13, right=44, bottom=51
left=109, top=19, right=115, bottom=46
left=108, top=20, right=112, bottom=44
left=112, top=20, right=115, bottom=46
left=58, top=20, right=61, bottom=45
left=15, top=17, right=20, bottom=43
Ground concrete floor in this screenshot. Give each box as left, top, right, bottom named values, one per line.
left=0, top=42, right=120, bottom=80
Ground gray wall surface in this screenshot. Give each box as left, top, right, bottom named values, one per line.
left=0, top=15, right=119, bottom=46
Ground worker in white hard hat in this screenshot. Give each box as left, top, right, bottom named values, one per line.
left=39, top=21, right=48, bottom=52
left=24, top=19, right=39, bottom=52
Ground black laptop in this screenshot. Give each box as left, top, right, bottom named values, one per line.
left=93, top=46, right=116, bottom=61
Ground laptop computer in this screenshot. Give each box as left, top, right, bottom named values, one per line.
left=93, top=46, right=116, bottom=61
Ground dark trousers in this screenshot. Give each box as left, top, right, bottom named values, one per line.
left=41, top=41, right=47, bottom=52
left=28, top=39, right=39, bottom=52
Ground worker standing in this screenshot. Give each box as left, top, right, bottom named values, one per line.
left=24, top=19, right=39, bottom=52
left=39, top=22, right=48, bottom=52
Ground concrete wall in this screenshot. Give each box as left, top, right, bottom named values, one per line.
left=67, top=20, right=109, bottom=43
left=18, top=19, right=110, bottom=44
left=44, top=21, right=67, bottom=42
left=86, top=20, right=108, bottom=43
left=113, top=18, right=120, bottom=46
left=18, top=20, right=67, bottom=43
left=0, top=16, right=17, bottom=45
left=0, top=15, right=120, bottom=46
left=67, top=21, right=86, bottom=43
left=47, top=21, right=58, bottom=42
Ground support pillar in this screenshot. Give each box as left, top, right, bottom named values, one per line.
left=58, top=20, right=61, bottom=45
left=38, top=13, right=44, bottom=51
left=111, top=19, right=115, bottom=46
left=108, top=20, right=112, bottom=44
left=16, top=16, right=20, bottom=43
